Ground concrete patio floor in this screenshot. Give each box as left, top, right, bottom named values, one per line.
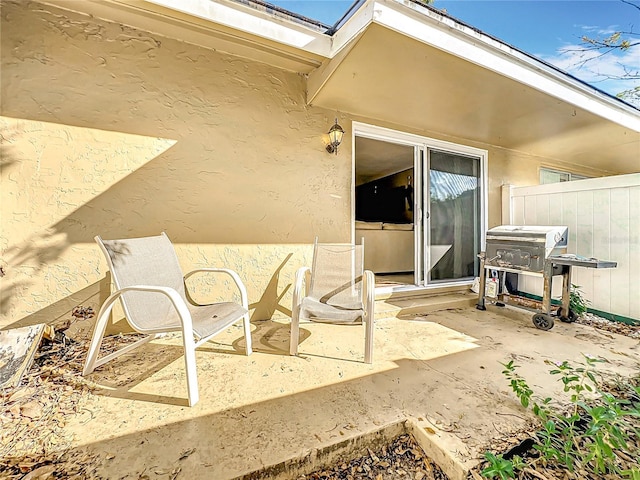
left=67, top=305, right=640, bottom=479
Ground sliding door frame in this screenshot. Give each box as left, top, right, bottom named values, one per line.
left=352, top=122, right=488, bottom=292
left=425, top=147, right=484, bottom=285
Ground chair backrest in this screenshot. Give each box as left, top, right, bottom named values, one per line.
left=308, top=239, right=364, bottom=310
left=96, top=233, right=186, bottom=332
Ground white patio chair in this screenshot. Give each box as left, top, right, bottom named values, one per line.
left=83, top=232, right=252, bottom=406
left=290, top=238, right=375, bottom=363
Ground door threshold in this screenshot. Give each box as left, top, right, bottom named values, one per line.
left=374, top=281, right=473, bottom=301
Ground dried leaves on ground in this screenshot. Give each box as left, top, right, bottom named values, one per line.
left=0, top=329, right=97, bottom=478
left=0, top=315, right=144, bottom=479
left=577, top=312, right=640, bottom=339
left=298, top=433, right=450, bottom=480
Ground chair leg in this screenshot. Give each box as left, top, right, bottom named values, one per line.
left=181, top=329, right=199, bottom=407
left=82, top=293, right=120, bottom=376
left=363, top=270, right=375, bottom=364
left=290, top=307, right=300, bottom=356
left=242, top=313, right=253, bottom=356
left=364, top=313, right=374, bottom=364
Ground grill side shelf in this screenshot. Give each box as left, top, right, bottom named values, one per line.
left=548, top=256, right=617, bottom=269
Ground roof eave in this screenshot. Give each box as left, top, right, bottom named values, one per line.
left=364, top=0, right=640, bottom=131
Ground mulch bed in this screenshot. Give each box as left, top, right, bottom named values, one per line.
left=0, top=329, right=101, bottom=479
left=0, top=309, right=145, bottom=480
left=297, top=433, right=449, bottom=480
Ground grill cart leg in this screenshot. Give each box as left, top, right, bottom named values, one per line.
left=476, top=252, right=487, bottom=311
left=496, top=271, right=506, bottom=307
left=556, top=264, right=577, bottom=322
left=533, top=260, right=555, bottom=330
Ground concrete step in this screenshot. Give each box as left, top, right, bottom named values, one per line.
left=374, top=292, right=477, bottom=320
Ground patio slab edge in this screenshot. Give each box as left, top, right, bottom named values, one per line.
left=231, top=418, right=473, bottom=480
left=408, top=419, right=474, bottom=480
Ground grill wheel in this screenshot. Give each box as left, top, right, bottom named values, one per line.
left=532, top=313, right=555, bottom=330
left=556, top=307, right=578, bottom=323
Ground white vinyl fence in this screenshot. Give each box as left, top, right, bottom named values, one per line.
left=502, top=173, right=640, bottom=322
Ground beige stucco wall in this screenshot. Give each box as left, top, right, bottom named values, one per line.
left=0, top=0, right=351, bottom=329
left=0, top=0, right=613, bottom=329
left=484, top=148, right=610, bottom=228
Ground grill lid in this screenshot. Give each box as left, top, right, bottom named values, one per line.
left=486, top=225, right=568, bottom=250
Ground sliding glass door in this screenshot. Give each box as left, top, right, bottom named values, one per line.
left=426, top=149, right=481, bottom=283
left=352, top=122, right=486, bottom=290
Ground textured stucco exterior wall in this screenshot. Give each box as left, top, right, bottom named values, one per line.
left=484, top=148, right=610, bottom=228
left=0, top=0, right=348, bottom=328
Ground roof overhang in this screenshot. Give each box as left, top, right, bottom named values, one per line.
left=40, top=0, right=640, bottom=173
left=308, top=0, right=640, bottom=174
left=40, top=0, right=332, bottom=72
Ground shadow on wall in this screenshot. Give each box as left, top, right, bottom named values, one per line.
left=1, top=0, right=338, bottom=246
left=0, top=112, right=323, bottom=326
left=1, top=243, right=300, bottom=335
left=0, top=141, right=19, bottom=171
left=0, top=1, right=341, bottom=328
left=3, top=278, right=111, bottom=337
left=0, top=232, right=67, bottom=316
left=249, top=253, right=293, bottom=322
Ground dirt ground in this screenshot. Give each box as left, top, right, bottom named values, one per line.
left=1, top=305, right=639, bottom=479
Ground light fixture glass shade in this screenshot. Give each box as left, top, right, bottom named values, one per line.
left=327, top=119, right=344, bottom=154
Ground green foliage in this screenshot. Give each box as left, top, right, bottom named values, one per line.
left=481, top=356, right=640, bottom=479
left=481, top=452, right=515, bottom=480
left=616, top=86, right=640, bottom=105
left=569, top=284, right=589, bottom=317
left=576, top=0, right=640, bottom=104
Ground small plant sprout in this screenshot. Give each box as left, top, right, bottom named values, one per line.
left=569, top=284, right=590, bottom=317
left=481, top=452, right=515, bottom=480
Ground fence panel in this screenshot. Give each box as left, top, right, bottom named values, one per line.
left=505, top=174, right=640, bottom=321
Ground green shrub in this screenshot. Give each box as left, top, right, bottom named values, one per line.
left=480, top=356, right=640, bottom=479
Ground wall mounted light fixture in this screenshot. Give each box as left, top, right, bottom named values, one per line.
left=326, top=118, right=344, bottom=155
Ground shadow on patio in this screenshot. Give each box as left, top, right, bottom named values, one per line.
left=7, top=307, right=640, bottom=479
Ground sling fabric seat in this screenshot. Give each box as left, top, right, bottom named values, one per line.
left=290, top=238, right=375, bottom=363
left=83, top=232, right=252, bottom=406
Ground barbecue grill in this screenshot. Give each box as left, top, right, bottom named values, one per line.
left=476, top=225, right=617, bottom=330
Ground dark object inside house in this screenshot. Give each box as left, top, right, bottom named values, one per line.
left=355, top=170, right=414, bottom=224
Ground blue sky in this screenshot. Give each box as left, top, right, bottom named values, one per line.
left=267, top=0, right=640, bottom=103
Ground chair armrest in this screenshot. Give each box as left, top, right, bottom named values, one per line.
left=108, top=285, right=193, bottom=333
left=363, top=270, right=375, bottom=315
left=292, top=266, right=311, bottom=309
left=184, top=268, right=249, bottom=310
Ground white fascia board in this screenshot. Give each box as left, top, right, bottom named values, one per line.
left=367, top=1, right=640, bottom=132
left=142, top=0, right=332, bottom=56
left=329, top=1, right=376, bottom=56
